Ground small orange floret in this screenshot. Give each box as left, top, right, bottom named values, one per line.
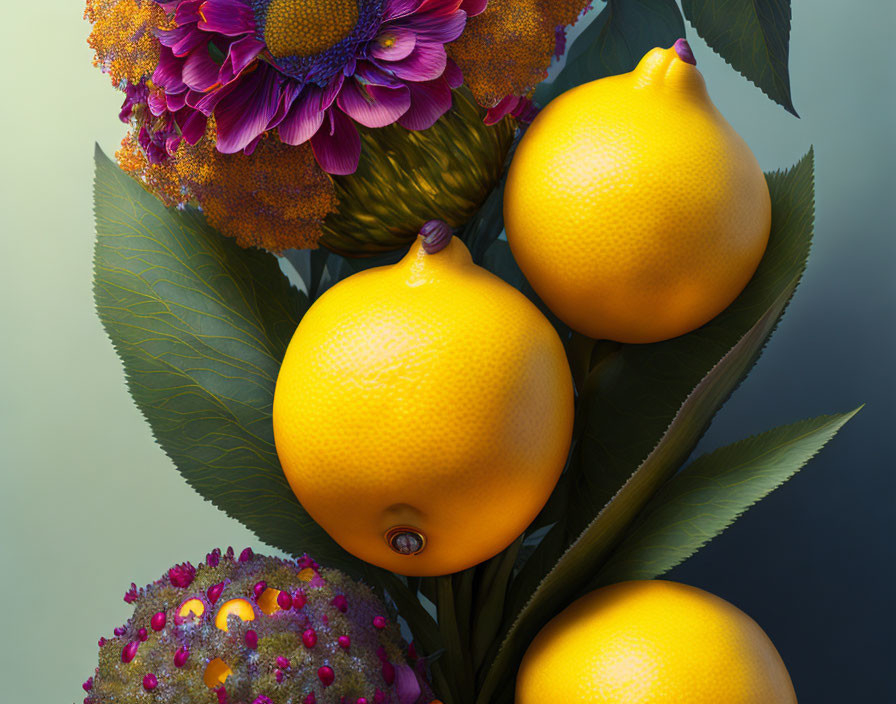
left=448, top=0, right=590, bottom=107
left=215, top=598, right=256, bottom=632
left=203, top=658, right=233, bottom=688
left=84, top=0, right=172, bottom=86
left=257, top=588, right=281, bottom=615
left=297, top=567, right=315, bottom=583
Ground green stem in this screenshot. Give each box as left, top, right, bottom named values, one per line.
left=437, top=575, right=474, bottom=703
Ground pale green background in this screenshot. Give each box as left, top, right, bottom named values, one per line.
left=1, top=1, right=893, bottom=702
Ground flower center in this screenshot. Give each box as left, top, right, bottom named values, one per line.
left=263, top=0, right=360, bottom=58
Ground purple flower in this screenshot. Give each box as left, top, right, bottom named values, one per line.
left=150, top=0, right=481, bottom=174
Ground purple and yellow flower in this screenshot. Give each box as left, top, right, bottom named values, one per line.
left=86, top=0, right=593, bottom=252
left=151, top=0, right=474, bottom=174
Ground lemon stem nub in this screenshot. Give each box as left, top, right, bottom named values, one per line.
left=420, top=219, right=453, bottom=254
left=386, top=527, right=426, bottom=555
left=673, top=38, right=696, bottom=66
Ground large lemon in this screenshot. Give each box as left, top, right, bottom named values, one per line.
left=504, top=40, right=771, bottom=343
left=273, top=231, right=574, bottom=576
left=517, top=580, right=797, bottom=703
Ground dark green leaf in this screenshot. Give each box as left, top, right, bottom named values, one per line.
left=596, top=409, right=861, bottom=585
left=539, top=0, right=686, bottom=103
left=92, top=146, right=360, bottom=573
left=682, top=0, right=797, bottom=115
left=478, top=150, right=816, bottom=702
left=460, top=178, right=506, bottom=265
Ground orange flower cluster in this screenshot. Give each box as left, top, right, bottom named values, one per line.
left=85, top=0, right=171, bottom=86
left=450, top=0, right=591, bottom=108
left=118, top=124, right=339, bottom=252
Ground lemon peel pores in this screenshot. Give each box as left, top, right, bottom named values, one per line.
left=505, top=40, right=772, bottom=343
left=273, top=223, right=574, bottom=576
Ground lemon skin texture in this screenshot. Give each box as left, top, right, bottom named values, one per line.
left=517, top=580, right=798, bottom=703
left=273, top=236, right=574, bottom=576
left=504, top=44, right=772, bottom=343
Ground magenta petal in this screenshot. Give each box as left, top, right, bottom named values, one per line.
left=460, top=0, right=487, bottom=15
left=196, top=0, right=256, bottom=36
left=278, top=90, right=326, bottom=145
left=388, top=42, right=447, bottom=82
left=174, top=0, right=203, bottom=24
left=337, top=80, right=411, bottom=128
left=320, top=74, right=344, bottom=110
left=484, top=94, right=518, bottom=125
left=213, top=68, right=281, bottom=153
left=370, top=28, right=417, bottom=61
left=156, top=25, right=203, bottom=56
left=383, top=0, right=423, bottom=21
left=177, top=108, right=208, bottom=144
left=147, top=91, right=169, bottom=117
left=412, top=0, right=463, bottom=17
left=220, top=36, right=266, bottom=84
left=355, top=61, right=404, bottom=88
left=311, top=109, right=361, bottom=175
left=153, top=47, right=187, bottom=93
left=395, top=10, right=466, bottom=44
left=399, top=77, right=452, bottom=130
left=165, top=90, right=188, bottom=112
left=393, top=665, right=422, bottom=704
left=443, top=58, right=463, bottom=88
left=182, top=47, right=221, bottom=91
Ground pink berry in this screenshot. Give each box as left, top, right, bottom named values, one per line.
left=174, top=647, right=189, bottom=667
left=253, top=581, right=267, bottom=598
left=138, top=628, right=148, bottom=642
left=331, top=595, right=348, bottom=612
left=143, top=673, right=158, bottom=691
left=277, top=591, right=293, bottom=610
left=245, top=630, right=259, bottom=649
left=275, top=669, right=284, bottom=683
left=381, top=662, right=395, bottom=685
left=82, top=678, right=93, bottom=692
left=302, top=629, right=317, bottom=648
left=150, top=612, right=166, bottom=631
left=318, top=666, right=335, bottom=687
left=293, top=590, right=307, bottom=609
left=304, top=694, right=317, bottom=704
left=372, top=616, right=387, bottom=630
left=121, top=641, right=139, bottom=663
left=374, top=690, right=386, bottom=704
left=207, top=582, right=225, bottom=604
left=337, top=635, right=351, bottom=650
left=239, top=547, right=254, bottom=562
left=276, top=656, right=290, bottom=669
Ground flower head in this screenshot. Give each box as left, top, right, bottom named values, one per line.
left=87, top=0, right=592, bottom=252
left=82, top=548, right=434, bottom=703
left=150, top=0, right=473, bottom=174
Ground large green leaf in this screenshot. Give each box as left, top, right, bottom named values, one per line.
left=92, top=146, right=360, bottom=574
left=682, top=0, right=797, bottom=115
left=538, top=0, right=686, bottom=104
left=595, top=410, right=861, bottom=585
left=477, top=150, right=816, bottom=703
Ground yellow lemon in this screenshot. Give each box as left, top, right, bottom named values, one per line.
left=517, top=580, right=797, bottom=703
left=273, top=229, right=574, bottom=576
left=504, top=40, right=771, bottom=343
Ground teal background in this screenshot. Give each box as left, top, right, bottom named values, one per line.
left=1, top=1, right=893, bottom=701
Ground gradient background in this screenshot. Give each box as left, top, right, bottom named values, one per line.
left=1, top=1, right=893, bottom=701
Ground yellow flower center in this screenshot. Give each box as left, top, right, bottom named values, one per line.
left=264, top=0, right=360, bottom=58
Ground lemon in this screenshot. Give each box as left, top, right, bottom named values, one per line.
left=517, top=580, right=797, bottom=703
left=504, top=40, right=771, bottom=343
left=273, top=228, right=574, bottom=576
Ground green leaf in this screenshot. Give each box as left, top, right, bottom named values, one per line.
left=682, top=0, right=797, bottom=116
left=595, top=409, right=861, bottom=585
left=539, top=0, right=686, bottom=103
left=477, top=149, right=816, bottom=703
left=92, top=146, right=361, bottom=574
